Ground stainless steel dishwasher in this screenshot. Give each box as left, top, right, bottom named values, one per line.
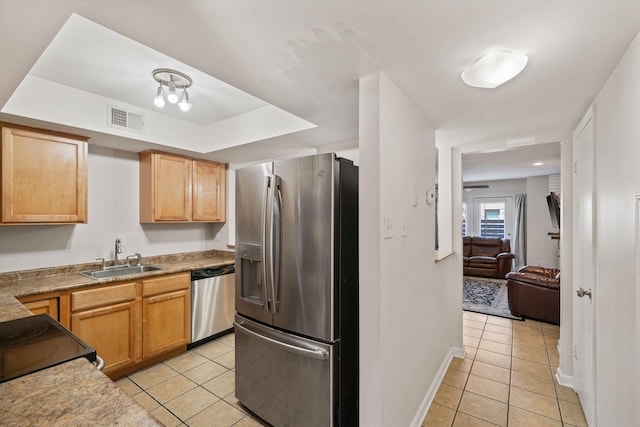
left=189, top=264, right=235, bottom=348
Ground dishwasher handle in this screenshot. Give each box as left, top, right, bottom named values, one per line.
left=191, top=265, right=235, bottom=281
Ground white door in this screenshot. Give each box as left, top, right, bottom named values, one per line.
left=636, top=196, right=640, bottom=425
left=573, top=112, right=596, bottom=425
left=635, top=195, right=640, bottom=425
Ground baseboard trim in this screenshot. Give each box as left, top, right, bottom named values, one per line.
left=409, top=346, right=465, bottom=427
left=556, top=367, right=574, bottom=388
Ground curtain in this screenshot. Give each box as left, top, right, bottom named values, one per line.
left=512, top=194, right=527, bottom=270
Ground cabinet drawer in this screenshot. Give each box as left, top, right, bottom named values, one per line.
left=72, top=282, right=137, bottom=312
left=142, top=273, right=189, bottom=297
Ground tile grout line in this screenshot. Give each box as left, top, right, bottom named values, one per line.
left=545, top=325, right=567, bottom=426
left=123, top=338, right=264, bottom=427
left=505, top=319, right=514, bottom=427
left=441, top=315, right=571, bottom=427
left=127, top=364, right=202, bottom=425
left=453, top=316, right=505, bottom=427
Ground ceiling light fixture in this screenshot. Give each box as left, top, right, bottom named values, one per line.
left=178, top=89, right=191, bottom=112
left=167, top=79, right=178, bottom=104
left=152, top=68, right=192, bottom=111
left=461, top=51, right=528, bottom=89
left=153, top=83, right=165, bottom=108
left=532, top=162, right=544, bottom=166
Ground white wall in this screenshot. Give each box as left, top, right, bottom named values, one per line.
left=0, top=143, right=230, bottom=273
left=590, top=32, right=640, bottom=426
left=526, top=176, right=560, bottom=269
left=359, top=72, right=462, bottom=427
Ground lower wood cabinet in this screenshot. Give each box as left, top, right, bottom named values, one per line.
left=70, top=282, right=138, bottom=375
left=72, top=300, right=138, bottom=373
left=18, top=292, right=70, bottom=327
left=142, top=273, right=190, bottom=359
left=68, top=272, right=190, bottom=377
left=21, top=297, right=59, bottom=320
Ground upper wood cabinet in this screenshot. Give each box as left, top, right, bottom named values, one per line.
left=192, top=159, right=226, bottom=222
left=1, top=126, right=88, bottom=224
left=139, top=150, right=227, bottom=223
left=139, top=151, right=192, bottom=222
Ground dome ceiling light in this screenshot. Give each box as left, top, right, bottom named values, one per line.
left=152, top=68, right=192, bottom=112
left=461, top=51, right=528, bottom=89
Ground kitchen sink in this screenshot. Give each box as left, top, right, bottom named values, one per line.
left=79, top=265, right=164, bottom=279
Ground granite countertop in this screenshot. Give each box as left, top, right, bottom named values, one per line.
left=0, top=249, right=235, bottom=299
left=0, top=249, right=235, bottom=425
left=0, top=358, right=162, bottom=426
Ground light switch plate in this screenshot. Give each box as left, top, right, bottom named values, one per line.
left=383, top=215, right=393, bottom=239
left=426, top=190, right=435, bottom=205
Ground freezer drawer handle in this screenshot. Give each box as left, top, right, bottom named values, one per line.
left=234, top=321, right=328, bottom=360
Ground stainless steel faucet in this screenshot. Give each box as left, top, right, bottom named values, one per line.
left=126, top=252, right=142, bottom=266
left=114, top=237, right=122, bottom=267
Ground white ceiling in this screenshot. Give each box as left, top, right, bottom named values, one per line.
left=462, top=142, right=561, bottom=182
left=0, top=1, right=638, bottom=179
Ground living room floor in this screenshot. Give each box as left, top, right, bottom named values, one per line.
left=423, top=312, right=587, bottom=426
left=114, top=313, right=586, bottom=427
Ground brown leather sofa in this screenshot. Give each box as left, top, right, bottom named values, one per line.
left=506, top=266, right=560, bottom=324
left=463, top=236, right=515, bottom=279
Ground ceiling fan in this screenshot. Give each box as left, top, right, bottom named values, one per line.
left=435, top=184, right=490, bottom=191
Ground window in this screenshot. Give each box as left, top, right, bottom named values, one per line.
left=462, top=202, right=468, bottom=236
left=464, top=197, right=513, bottom=239
left=479, top=202, right=506, bottom=238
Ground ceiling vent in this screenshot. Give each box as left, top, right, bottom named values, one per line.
left=107, top=104, right=144, bottom=133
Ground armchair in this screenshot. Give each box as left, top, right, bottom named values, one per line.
left=506, top=266, right=560, bottom=324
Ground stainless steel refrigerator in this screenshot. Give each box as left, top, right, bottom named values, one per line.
left=234, top=153, right=358, bottom=427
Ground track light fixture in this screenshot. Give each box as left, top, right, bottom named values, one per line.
left=154, top=83, right=165, bottom=108
left=152, top=68, right=192, bottom=111
left=178, top=89, right=191, bottom=111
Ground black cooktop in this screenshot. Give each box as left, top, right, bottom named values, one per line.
left=0, top=314, right=97, bottom=383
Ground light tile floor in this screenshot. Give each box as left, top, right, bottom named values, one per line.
left=115, top=333, right=268, bottom=427
left=423, top=312, right=587, bottom=427
left=116, top=313, right=586, bottom=427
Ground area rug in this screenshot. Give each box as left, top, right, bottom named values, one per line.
left=463, top=276, right=523, bottom=320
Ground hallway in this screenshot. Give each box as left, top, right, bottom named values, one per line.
left=423, top=312, right=586, bottom=426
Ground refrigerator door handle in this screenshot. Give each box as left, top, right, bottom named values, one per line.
left=269, top=175, right=281, bottom=314
left=260, top=175, right=271, bottom=311
left=234, top=321, right=328, bottom=360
